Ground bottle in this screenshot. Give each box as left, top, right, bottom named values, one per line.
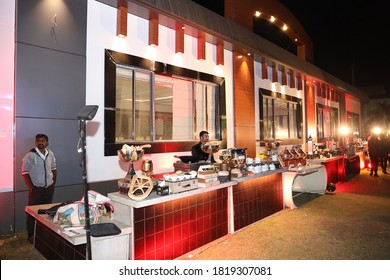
left=307, top=135, right=313, bottom=158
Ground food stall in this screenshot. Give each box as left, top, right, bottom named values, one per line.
left=25, top=143, right=328, bottom=260
left=108, top=144, right=287, bottom=260
left=108, top=169, right=285, bottom=260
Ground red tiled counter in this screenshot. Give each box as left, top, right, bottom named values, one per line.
left=307, top=156, right=346, bottom=184
left=108, top=169, right=286, bottom=260
left=232, top=173, right=284, bottom=231
left=109, top=182, right=232, bottom=260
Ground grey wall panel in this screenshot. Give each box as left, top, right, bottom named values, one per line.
left=16, top=0, right=87, bottom=56
left=14, top=191, right=28, bottom=233
left=0, top=192, right=15, bottom=234
left=87, top=180, right=118, bottom=197
left=15, top=118, right=83, bottom=192
left=15, top=43, right=86, bottom=119
left=7, top=0, right=89, bottom=235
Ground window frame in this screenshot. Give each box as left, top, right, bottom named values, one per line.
left=316, top=103, right=339, bottom=142
left=346, top=111, right=360, bottom=137
left=259, top=88, right=302, bottom=143
left=104, top=49, right=227, bottom=156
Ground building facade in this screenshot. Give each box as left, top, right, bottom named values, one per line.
left=0, top=0, right=367, bottom=234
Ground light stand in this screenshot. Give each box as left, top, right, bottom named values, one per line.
left=77, top=105, right=98, bottom=260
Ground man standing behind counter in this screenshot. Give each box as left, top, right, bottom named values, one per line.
left=22, top=133, right=57, bottom=244
left=191, top=130, right=213, bottom=162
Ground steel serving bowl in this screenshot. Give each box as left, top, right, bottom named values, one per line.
left=201, top=142, right=220, bottom=154
left=117, top=144, right=151, bottom=162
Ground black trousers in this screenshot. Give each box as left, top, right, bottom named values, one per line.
left=370, top=156, right=380, bottom=175
left=26, top=185, right=55, bottom=239
left=381, top=155, right=389, bottom=171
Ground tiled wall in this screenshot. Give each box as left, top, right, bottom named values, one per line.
left=233, top=173, right=283, bottom=231
left=133, top=188, right=228, bottom=260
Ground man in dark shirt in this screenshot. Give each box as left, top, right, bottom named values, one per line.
left=191, top=131, right=212, bottom=162
left=368, top=134, right=380, bottom=177
left=380, top=134, right=389, bottom=174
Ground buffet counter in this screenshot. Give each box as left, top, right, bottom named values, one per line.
left=282, top=165, right=327, bottom=209
left=344, top=154, right=361, bottom=181
left=108, top=168, right=286, bottom=260
left=24, top=165, right=321, bottom=260
left=25, top=204, right=132, bottom=260
left=307, top=156, right=346, bottom=184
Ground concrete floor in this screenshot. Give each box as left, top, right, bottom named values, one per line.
left=178, top=168, right=390, bottom=260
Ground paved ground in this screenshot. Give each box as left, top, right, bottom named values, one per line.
left=178, top=168, right=390, bottom=260
left=1, top=168, right=390, bottom=260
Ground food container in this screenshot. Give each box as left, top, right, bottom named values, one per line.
left=156, top=185, right=169, bottom=196
left=230, top=148, right=247, bottom=168
left=141, top=159, right=153, bottom=172
left=218, top=171, right=230, bottom=183
left=166, top=179, right=198, bottom=193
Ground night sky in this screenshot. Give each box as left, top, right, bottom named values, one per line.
left=192, top=0, right=390, bottom=97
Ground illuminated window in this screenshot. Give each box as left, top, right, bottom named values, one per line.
left=260, top=89, right=302, bottom=141
left=115, top=67, right=219, bottom=142
left=347, top=111, right=360, bottom=137
left=104, top=50, right=225, bottom=155
left=316, top=104, right=339, bottom=140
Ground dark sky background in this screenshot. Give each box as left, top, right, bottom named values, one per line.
left=192, top=0, right=390, bottom=97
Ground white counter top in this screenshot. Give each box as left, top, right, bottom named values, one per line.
left=25, top=204, right=132, bottom=246
left=108, top=180, right=237, bottom=208
left=108, top=169, right=287, bottom=208
left=287, top=165, right=323, bottom=175
left=306, top=155, right=345, bottom=164
left=233, top=168, right=287, bottom=183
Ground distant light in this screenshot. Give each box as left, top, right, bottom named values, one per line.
left=282, top=24, right=288, bottom=31
left=294, top=38, right=298, bottom=42
left=270, top=16, right=275, bottom=22
left=339, top=126, right=350, bottom=135
left=255, top=11, right=261, bottom=17
left=247, top=53, right=251, bottom=56
left=373, top=127, right=381, bottom=135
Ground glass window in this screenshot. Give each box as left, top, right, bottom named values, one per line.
left=262, top=98, right=274, bottom=139
left=154, top=75, right=174, bottom=140
left=317, top=104, right=339, bottom=140
left=260, top=89, right=301, bottom=141
left=347, top=111, right=360, bottom=137
left=116, top=67, right=134, bottom=142
left=274, top=98, right=289, bottom=139
left=104, top=49, right=226, bottom=156
left=289, top=103, right=299, bottom=139
left=114, top=66, right=219, bottom=143
left=195, top=81, right=218, bottom=137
